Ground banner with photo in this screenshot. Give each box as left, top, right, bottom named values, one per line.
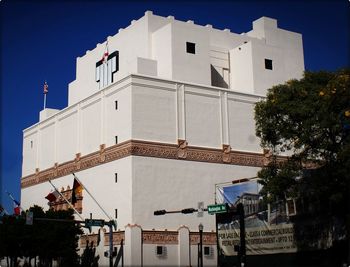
left=216, top=179, right=298, bottom=255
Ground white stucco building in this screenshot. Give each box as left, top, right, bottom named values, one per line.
left=21, top=11, right=304, bottom=266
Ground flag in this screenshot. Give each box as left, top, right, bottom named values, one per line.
left=101, top=41, right=109, bottom=63
left=13, top=198, right=21, bottom=215
left=43, top=81, right=48, bottom=94
left=6, top=191, right=21, bottom=215
left=72, top=178, right=83, bottom=204
left=45, top=190, right=59, bottom=202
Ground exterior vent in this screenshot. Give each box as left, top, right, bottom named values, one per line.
left=204, top=246, right=213, bottom=257
left=156, top=245, right=167, bottom=257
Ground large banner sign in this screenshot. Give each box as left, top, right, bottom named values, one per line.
left=217, top=179, right=298, bottom=255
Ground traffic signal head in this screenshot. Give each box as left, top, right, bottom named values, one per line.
left=181, top=208, right=196, bottom=214
left=154, top=210, right=166, bottom=216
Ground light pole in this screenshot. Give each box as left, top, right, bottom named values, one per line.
left=198, top=223, right=203, bottom=267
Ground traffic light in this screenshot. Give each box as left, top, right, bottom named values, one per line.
left=181, top=208, right=196, bottom=214
left=154, top=210, right=166, bottom=216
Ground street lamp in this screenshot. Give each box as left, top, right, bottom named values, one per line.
left=198, top=223, right=203, bottom=267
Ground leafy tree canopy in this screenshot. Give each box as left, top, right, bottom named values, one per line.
left=255, top=69, right=350, bottom=217
left=0, top=205, right=83, bottom=267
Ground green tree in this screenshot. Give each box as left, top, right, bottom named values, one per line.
left=0, top=206, right=83, bottom=267
left=255, top=69, right=350, bottom=262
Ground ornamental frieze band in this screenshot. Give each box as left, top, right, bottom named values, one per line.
left=142, top=231, right=178, bottom=244
left=21, top=139, right=282, bottom=188
left=190, top=232, right=217, bottom=245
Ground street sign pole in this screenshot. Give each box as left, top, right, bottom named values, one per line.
left=108, top=221, right=113, bottom=267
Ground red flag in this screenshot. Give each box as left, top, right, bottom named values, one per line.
left=101, top=42, right=109, bottom=63
left=13, top=199, right=20, bottom=215
left=14, top=206, right=20, bottom=216
left=72, top=178, right=83, bottom=204
left=45, top=190, right=59, bottom=202
left=43, top=81, right=48, bottom=94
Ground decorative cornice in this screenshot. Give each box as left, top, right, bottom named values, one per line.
left=104, top=231, right=125, bottom=246
left=142, top=230, right=179, bottom=244
left=22, top=139, right=282, bottom=188
left=80, top=230, right=217, bottom=246
left=190, top=232, right=217, bottom=245
left=80, top=233, right=100, bottom=248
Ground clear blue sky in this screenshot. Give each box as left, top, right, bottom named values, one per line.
left=1, top=0, right=349, bottom=213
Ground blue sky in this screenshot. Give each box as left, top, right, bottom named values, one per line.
left=1, top=0, right=349, bottom=213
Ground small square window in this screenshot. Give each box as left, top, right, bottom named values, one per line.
left=156, top=246, right=163, bottom=255
left=265, top=59, right=273, bottom=70
left=115, top=173, right=118, bottom=183
left=115, top=136, right=118, bottom=144
left=115, top=101, right=118, bottom=110
left=115, top=209, right=118, bottom=219
left=186, top=42, right=196, bottom=54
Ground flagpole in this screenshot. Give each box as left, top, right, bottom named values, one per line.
left=48, top=180, right=84, bottom=221
left=43, top=93, right=47, bottom=109
left=0, top=205, right=9, bottom=215
left=72, top=173, right=114, bottom=221
left=5, top=191, right=23, bottom=212
left=43, top=81, right=48, bottom=109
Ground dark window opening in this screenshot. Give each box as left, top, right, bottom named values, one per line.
left=115, top=136, right=118, bottom=144
left=265, top=59, right=273, bottom=70
left=115, top=173, right=118, bottom=183
left=186, top=42, right=196, bottom=54
left=115, top=209, right=118, bottom=219
left=156, top=246, right=163, bottom=255
left=115, top=100, right=118, bottom=110
left=204, top=246, right=211, bottom=255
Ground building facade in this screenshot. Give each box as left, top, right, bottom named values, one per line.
left=21, top=11, right=304, bottom=266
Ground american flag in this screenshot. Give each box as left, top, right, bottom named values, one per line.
left=43, top=81, right=48, bottom=94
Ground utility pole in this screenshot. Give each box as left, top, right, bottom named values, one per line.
left=237, top=203, right=246, bottom=267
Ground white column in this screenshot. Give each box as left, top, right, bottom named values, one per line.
left=36, top=129, right=41, bottom=170
left=76, top=103, right=81, bottom=154
left=124, top=224, right=142, bottom=267
left=176, top=84, right=186, bottom=140
left=178, top=226, right=190, bottom=267
left=100, top=91, right=105, bottom=145
left=219, top=91, right=229, bottom=145
left=54, top=115, right=58, bottom=163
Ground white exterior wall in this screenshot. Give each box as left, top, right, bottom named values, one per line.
left=185, top=89, right=221, bottom=148
left=132, top=156, right=260, bottom=231
left=21, top=157, right=133, bottom=228
left=57, top=108, right=78, bottom=163
left=22, top=77, right=132, bottom=176
left=23, top=75, right=263, bottom=176
left=171, top=20, right=211, bottom=85
left=22, top=131, right=38, bottom=176
left=152, top=23, right=173, bottom=80
left=132, top=83, right=177, bottom=143
left=230, top=42, right=255, bottom=93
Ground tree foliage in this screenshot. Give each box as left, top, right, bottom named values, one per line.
left=255, top=69, right=350, bottom=216
left=0, top=206, right=83, bottom=267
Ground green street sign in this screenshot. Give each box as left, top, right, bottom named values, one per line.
left=207, top=204, right=228, bottom=215
left=85, top=219, right=105, bottom=227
